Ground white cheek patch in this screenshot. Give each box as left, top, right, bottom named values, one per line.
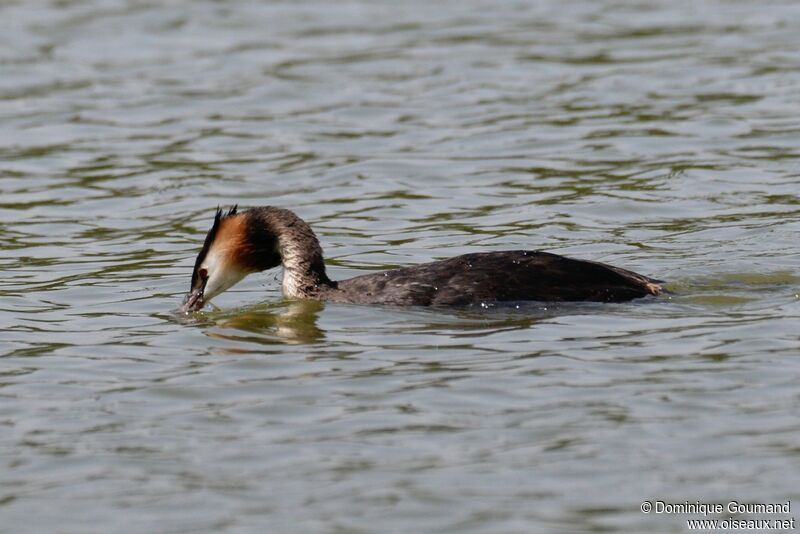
left=201, top=248, right=249, bottom=303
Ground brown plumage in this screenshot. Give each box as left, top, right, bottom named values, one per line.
left=180, top=206, right=662, bottom=312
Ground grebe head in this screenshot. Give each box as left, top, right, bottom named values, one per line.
left=181, top=206, right=281, bottom=312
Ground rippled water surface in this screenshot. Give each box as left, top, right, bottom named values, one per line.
left=2, top=0, right=800, bottom=532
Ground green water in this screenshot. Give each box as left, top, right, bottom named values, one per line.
left=2, top=0, right=799, bottom=532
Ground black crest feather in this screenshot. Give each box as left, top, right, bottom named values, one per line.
left=190, top=205, right=240, bottom=289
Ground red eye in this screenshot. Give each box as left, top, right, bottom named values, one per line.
left=199, top=267, right=209, bottom=281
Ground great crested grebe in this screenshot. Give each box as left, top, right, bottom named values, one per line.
left=180, top=206, right=663, bottom=312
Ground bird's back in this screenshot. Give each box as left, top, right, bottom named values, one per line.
left=324, top=251, right=661, bottom=306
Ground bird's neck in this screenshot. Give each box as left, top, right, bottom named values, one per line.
left=268, top=209, right=335, bottom=298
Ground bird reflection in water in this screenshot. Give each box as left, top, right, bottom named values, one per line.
left=203, top=300, right=326, bottom=346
